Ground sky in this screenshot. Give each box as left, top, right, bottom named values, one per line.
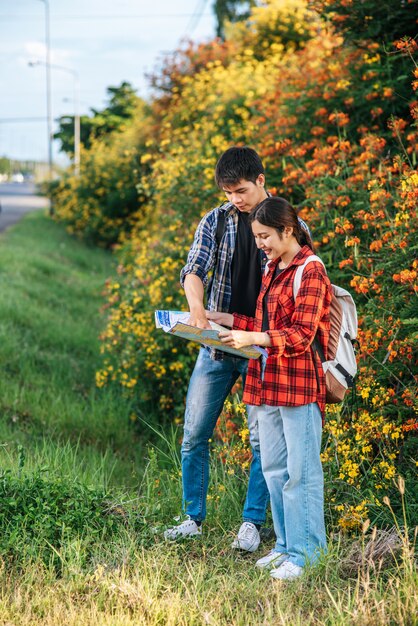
left=0, top=0, right=217, bottom=163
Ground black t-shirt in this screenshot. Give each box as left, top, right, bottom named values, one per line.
left=228, top=212, right=262, bottom=317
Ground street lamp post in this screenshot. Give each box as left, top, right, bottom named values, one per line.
left=37, top=0, right=53, bottom=186
left=29, top=62, right=81, bottom=177
left=73, top=74, right=80, bottom=177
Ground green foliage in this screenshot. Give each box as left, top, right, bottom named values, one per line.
left=312, top=0, right=418, bottom=44
left=54, top=82, right=139, bottom=156
left=213, top=0, right=256, bottom=38
left=0, top=468, right=123, bottom=567
left=52, top=83, right=150, bottom=248
left=51, top=110, right=153, bottom=247
left=0, top=156, right=11, bottom=174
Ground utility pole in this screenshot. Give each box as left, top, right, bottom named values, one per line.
left=37, top=0, right=54, bottom=212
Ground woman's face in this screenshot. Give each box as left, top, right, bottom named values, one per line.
left=251, top=219, right=289, bottom=260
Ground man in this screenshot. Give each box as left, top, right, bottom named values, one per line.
left=164, top=147, right=286, bottom=551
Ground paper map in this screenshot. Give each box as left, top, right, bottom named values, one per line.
left=155, top=310, right=265, bottom=360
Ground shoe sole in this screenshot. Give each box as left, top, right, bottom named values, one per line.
left=164, top=533, right=202, bottom=541
left=256, top=554, right=286, bottom=569
left=231, top=542, right=260, bottom=553
left=270, top=572, right=301, bottom=580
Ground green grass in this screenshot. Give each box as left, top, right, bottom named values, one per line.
left=0, top=211, right=417, bottom=625
left=0, top=210, right=144, bottom=486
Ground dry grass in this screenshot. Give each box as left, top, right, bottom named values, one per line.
left=0, top=533, right=417, bottom=626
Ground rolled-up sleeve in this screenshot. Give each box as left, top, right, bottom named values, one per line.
left=267, top=269, right=328, bottom=357
left=180, top=210, right=217, bottom=288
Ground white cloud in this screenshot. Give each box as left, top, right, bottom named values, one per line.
left=21, top=40, right=75, bottom=67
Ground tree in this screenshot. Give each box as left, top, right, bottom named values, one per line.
left=312, top=0, right=418, bottom=44
left=213, top=0, right=257, bottom=38
left=54, top=81, right=139, bottom=156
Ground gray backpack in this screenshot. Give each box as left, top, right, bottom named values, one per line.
left=293, top=255, right=358, bottom=404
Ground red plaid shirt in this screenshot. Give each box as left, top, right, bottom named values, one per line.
left=233, top=246, right=332, bottom=418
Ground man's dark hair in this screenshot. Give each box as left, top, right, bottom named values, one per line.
left=215, top=146, right=264, bottom=188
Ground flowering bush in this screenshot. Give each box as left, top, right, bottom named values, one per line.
left=53, top=0, right=417, bottom=530
left=310, top=0, right=418, bottom=44
left=51, top=102, right=153, bottom=247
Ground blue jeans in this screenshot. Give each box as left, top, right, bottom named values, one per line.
left=253, top=402, right=326, bottom=567
left=181, top=348, right=270, bottom=524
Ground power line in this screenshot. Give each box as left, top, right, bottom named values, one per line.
left=185, top=0, right=210, bottom=35
left=0, top=13, right=213, bottom=20
left=0, top=117, right=48, bottom=123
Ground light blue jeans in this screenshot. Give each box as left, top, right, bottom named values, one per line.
left=181, top=348, right=270, bottom=523
left=253, top=401, right=326, bottom=567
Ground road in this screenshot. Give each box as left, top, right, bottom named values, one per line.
left=0, top=182, right=50, bottom=232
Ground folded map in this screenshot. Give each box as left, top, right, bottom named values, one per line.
left=155, top=310, right=266, bottom=360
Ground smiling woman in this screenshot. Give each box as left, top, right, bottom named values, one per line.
left=216, top=196, right=333, bottom=580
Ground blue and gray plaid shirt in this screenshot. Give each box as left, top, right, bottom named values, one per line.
left=180, top=201, right=242, bottom=315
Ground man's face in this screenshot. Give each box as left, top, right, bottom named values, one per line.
left=221, top=175, right=267, bottom=213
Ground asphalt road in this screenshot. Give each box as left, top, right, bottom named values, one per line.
left=0, top=182, right=50, bottom=232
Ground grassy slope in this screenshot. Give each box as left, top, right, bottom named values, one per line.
left=0, top=211, right=416, bottom=626
left=0, top=210, right=143, bottom=487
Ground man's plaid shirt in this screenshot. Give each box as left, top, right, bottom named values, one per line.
left=180, top=201, right=253, bottom=359
left=233, top=246, right=332, bottom=417
left=180, top=201, right=242, bottom=310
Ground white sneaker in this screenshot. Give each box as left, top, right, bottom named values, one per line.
left=164, top=517, right=202, bottom=540
left=270, top=560, right=303, bottom=580
left=231, top=522, right=260, bottom=552
left=256, top=550, right=287, bottom=569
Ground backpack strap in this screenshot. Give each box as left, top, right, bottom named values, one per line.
left=292, top=254, right=326, bottom=364
left=215, top=209, right=226, bottom=247
left=292, top=255, right=325, bottom=301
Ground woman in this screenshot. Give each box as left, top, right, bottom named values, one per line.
left=208, top=196, right=332, bottom=580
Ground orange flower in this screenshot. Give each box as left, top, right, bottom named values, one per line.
left=371, top=107, right=383, bottom=119
left=350, top=275, right=370, bottom=295
left=315, top=107, right=328, bottom=118
left=394, top=37, right=418, bottom=54
left=388, top=117, right=408, bottom=133
left=393, top=269, right=417, bottom=284
left=369, top=240, right=383, bottom=252
left=311, top=126, right=326, bottom=136
left=329, top=111, right=350, bottom=127
left=345, top=236, right=360, bottom=247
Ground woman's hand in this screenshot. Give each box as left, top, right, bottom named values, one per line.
left=218, top=330, right=254, bottom=349
left=219, top=330, right=272, bottom=349
left=206, top=311, right=234, bottom=327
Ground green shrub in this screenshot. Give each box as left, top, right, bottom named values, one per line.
left=0, top=468, right=124, bottom=568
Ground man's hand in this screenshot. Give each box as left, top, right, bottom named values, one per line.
left=184, top=274, right=211, bottom=329
left=206, top=311, right=234, bottom=327
left=188, top=309, right=211, bottom=329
